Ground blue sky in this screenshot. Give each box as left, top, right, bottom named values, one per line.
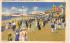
left=2, top=2, right=65, bottom=14
left=2, top=2, right=64, bottom=8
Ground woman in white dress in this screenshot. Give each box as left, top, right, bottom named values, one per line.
left=19, top=28, right=28, bottom=41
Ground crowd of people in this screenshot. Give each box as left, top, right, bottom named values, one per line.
left=2, top=13, right=65, bottom=41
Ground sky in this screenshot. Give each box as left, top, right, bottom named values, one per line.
left=2, top=2, right=65, bottom=14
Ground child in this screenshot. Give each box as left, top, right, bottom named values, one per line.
left=15, top=29, right=19, bottom=41
left=8, top=33, right=12, bottom=41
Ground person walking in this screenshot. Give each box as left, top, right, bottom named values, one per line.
left=43, top=19, right=47, bottom=27
left=25, top=20, right=28, bottom=29
left=50, top=21, right=55, bottom=32
left=12, top=22, right=16, bottom=31
left=19, top=28, right=28, bottom=41
left=37, top=20, right=41, bottom=30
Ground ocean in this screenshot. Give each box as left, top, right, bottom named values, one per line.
left=2, top=16, right=19, bottom=20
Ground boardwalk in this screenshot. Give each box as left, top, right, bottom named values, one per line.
left=2, top=22, right=65, bottom=41
left=27, top=23, right=65, bottom=41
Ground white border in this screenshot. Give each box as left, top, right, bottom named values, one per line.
left=0, top=0, right=69, bottom=43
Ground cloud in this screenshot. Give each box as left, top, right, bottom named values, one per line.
left=2, top=6, right=29, bottom=15
left=33, top=6, right=39, bottom=11
left=10, top=7, right=22, bottom=14
left=31, top=6, right=42, bottom=14
left=22, top=7, right=29, bottom=14
left=21, top=6, right=28, bottom=11
left=11, top=7, right=17, bottom=10
left=18, top=8, right=22, bottom=12
left=2, top=8, right=10, bottom=14
left=3, top=6, right=42, bottom=15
